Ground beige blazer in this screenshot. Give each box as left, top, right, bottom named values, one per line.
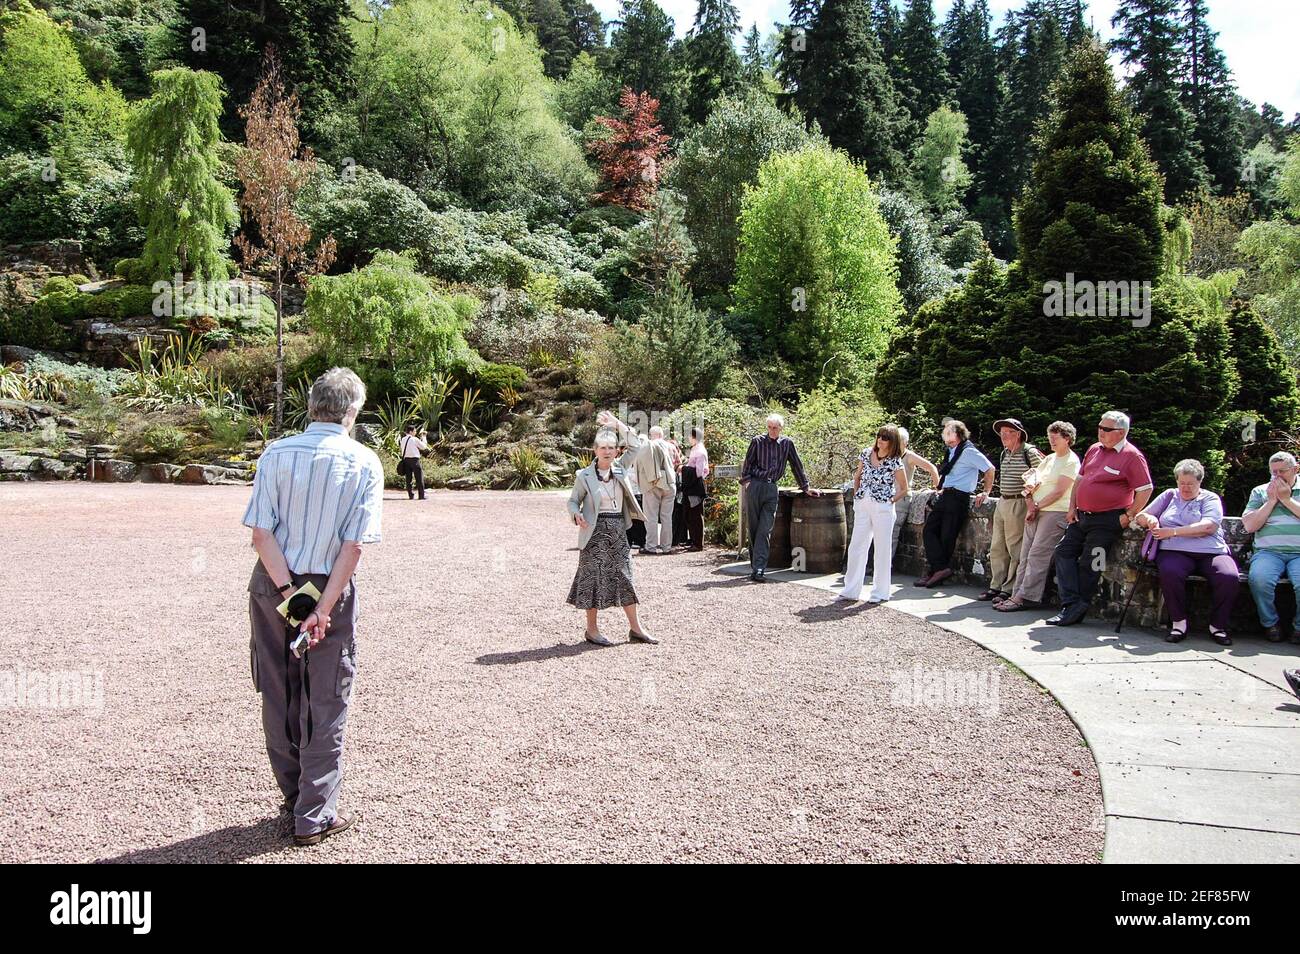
left=568, top=460, right=647, bottom=550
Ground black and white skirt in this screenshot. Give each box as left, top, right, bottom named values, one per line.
left=567, top=513, right=638, bottom=609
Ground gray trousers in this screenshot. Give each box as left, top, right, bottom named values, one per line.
left=745, top=479, right=779, bottom=571
left=642, top=484, right=676, bottom=551
left=248, top=563, right=358, bottom=837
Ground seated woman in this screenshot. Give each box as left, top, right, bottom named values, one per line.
left=1134, top=459, right=1239, bottom=645
left=995, top=421, right=1080, bottom=612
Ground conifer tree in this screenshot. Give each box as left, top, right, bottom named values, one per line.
left=797, top=0, right=908, bottom=183
left=1111, top=0, right=1209, bottom=199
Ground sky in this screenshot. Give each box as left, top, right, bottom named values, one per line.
left=588, top=0, right=1300, bottom=121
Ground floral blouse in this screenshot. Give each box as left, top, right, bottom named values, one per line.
left=855, top=450, right=903, bottom=503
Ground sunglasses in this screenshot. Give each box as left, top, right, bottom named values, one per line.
left=1097, top=425, right=1124, bottom=433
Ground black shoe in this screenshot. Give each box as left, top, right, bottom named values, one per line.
left=751, top=570, right=767, bottom=583
left=1046, top=605, right=1087, bottom=626
left=1210, top=628, right=1233, bottom=646
left=1264, top=625, right=1283, bottom=642
left=1290, top=630, right=1300, bottom=645
left=1165, top=626, right=1187, bottom=643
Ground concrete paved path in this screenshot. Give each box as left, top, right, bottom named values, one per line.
left=721, top=562, right=1300, bottom=863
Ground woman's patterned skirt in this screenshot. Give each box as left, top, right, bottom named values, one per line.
left=567, top=513, right=639, bottom=609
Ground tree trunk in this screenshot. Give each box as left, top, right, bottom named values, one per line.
left=274, top=265, right=284, bottom=437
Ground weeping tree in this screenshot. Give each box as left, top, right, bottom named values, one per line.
left=127, top=68, right=238, bottom=283
left=235, top=48, right=336, bottom=435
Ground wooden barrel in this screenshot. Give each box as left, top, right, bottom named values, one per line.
left=791, top=492, right=848, bottom=573
left=766, top=489, right=797, bottom=568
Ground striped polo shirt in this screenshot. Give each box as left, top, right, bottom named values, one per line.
left=997, top=443, right=1045, bottom=496
left=242, top=421, right=385, bottom=574
left=1244, top=480, right=1300, bottom=553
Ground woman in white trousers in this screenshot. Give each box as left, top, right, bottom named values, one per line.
left=839, top=425, right=909, bottom=604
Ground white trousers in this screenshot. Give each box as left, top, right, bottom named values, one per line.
left=842, top=497, right=896, bottom=601
left=643, top=485, right=675, bottom=551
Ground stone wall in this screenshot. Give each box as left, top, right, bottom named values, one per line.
left=884, top=489, right=1279, bottom=635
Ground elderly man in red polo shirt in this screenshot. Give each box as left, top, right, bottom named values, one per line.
left=1046, top=410, right=1153, bottom=626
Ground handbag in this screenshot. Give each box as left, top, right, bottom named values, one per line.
left=1140, top=530, right=1160, bottom=563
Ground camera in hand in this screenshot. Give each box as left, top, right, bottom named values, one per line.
left=283, top=588, right=321, bottom=659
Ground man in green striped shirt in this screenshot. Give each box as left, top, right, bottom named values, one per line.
left=1242, top=451, right=1300, bottom=643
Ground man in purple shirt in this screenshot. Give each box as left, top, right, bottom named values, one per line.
left=740, top=413, right=820, bottom=582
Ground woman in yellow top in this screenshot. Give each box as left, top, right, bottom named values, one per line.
left=995, top=421, right=1081, bottom=612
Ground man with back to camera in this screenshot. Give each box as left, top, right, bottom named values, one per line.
left=243, top=367, right=384, bottom=846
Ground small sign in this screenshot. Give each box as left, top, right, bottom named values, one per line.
left=714, top=465, right=741, bottom=478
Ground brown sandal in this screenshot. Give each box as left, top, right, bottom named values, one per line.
left=995, top=597, right=1030, bottom=612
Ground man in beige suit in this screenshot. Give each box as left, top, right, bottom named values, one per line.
left=597, top=411, right=677, bottom=554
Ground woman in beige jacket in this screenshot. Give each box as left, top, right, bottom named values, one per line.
left=567, top=427, right=658, bottom=646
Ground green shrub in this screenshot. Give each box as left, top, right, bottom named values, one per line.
left=41, top=276, right=80, bottom=297
left=0, top=305, right=74, bottom=349
left=113, top=257, right=152, bottom=284
left=201, top=407, right=253, bottom=454
left=120, top=423, right=190, bottom=462
left=473, top=361, right=526, bottom=398
left=557, top=271, right=608, bottom=311
left=68, top=273, right=90, bottom=286
left=507, top=445, right=554, bottom=489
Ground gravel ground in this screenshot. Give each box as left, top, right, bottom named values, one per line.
left=0, top=484, right=1102, bottom=863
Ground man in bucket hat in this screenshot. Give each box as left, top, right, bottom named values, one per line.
left=977, top=417, right=1044, bottom=602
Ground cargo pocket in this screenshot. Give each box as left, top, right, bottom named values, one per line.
left=336, top=641, right=357, bottom=700
left=249, top=636, right=261, bottom=693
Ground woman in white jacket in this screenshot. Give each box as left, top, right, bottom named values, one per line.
left=566, top=427, right=658, bottom=646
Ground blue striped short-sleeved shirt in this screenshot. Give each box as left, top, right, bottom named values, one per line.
left=242, top=422, right=385, bottom=574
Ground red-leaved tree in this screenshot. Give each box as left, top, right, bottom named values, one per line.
left=587, top=88, right=671, bottom=211
left=235, top=47, right=336, bottom=436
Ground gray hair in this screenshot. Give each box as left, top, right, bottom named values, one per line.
left=1101, top=410, right=1131, bottom=431
left=594, top=429, right=619, bottom=449
left=1048, top=420, right=1077, bottom=444
left=897, top=425, right=910, bottom=447
left=649, top=425, right=664, bottom=439
left=308, top=367, right=366, bottom=424
left=1269, top=451, right=1298, bottom=467
left=766, top=413, right=785, bottom=428
left=1173, top=458, right=1205, bottom=481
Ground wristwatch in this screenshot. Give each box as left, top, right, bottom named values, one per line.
left=276, top=580, right=294, bottom=595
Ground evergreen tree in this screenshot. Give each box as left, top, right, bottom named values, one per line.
left=741, top=23, right=766, bottom=87
left=895, top=0, right=950, bottom=133
left=1111, top=0, right=1209, bottom=199
left=949, top=0, right=1000, bottom=212
left=1221, top=298, right=1300, bottom=510
left=775, top=0, right=819, bottom=100
left=682, top=0, right=742, bottom=126
left=877, top=42, right=1235, bottom=488
left=610, top=0, right=684, bottom=134
left=529, top=0, right=606, bottom=79
left=873, top=0, right=901, bottom=67
left=797, top=0, right=908, bottom=183
left=982, top=2, right=1068, bottom=255
left=126, top=68, right=238, bottom=284
left=171, top=0, right=353, bottom=150
left=1181, top=0, right=1243, bottom=193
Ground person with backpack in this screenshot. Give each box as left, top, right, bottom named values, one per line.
left=977, top=418, right=1046, bottom=602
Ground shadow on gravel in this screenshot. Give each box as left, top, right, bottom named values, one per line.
left=795, top=601, right=879, bottom=624
left=474, top=641, right=608, bottom=665
left=683, top=576, right=756, bottom=591
left=96, top=817, right=288, bottom=863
